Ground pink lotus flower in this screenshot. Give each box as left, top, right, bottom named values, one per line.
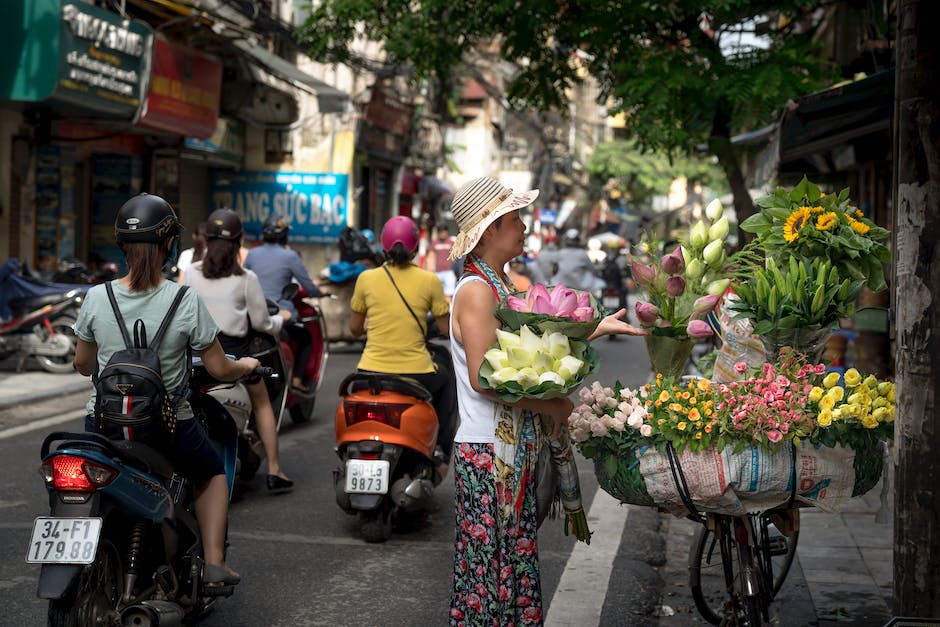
left=506, top=283, right=597, bottom=321
left=661, top=247, right=686, bottom=275
left=635, top=301, right=661, bottom=326
left=691, top=294, right=721, bottom=318
left=549, top=285, right=578, bottom=316
left=630, top=260, right=655, bottom=287
left=665, top=276, right=686, bottom=298
left=571, top=306, right=594, bottom=322
left=687, top=319, right=714, bottom=338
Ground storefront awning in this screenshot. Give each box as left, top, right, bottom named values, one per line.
left=232, top=40, right=350, bottom=114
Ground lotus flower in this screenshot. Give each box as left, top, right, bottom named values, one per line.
left=706, top=278, right=731, bottom=296
left=661, top=247, right=686, bottom=275
left=705, top=198, right=724, bottom=221
left=690, top=220, right=708, bottom=249
left=527, top=283, right=554, bottom=314
left=495, top=329, right=522, bottom=350
left=549, top=285, right=578, bottom=317
left=571, top=306, right=594, bottom=322
left=665, top=276, right=686, bottom=298
left=635, top=302, right=661, bottom=326
left=691, top=294, right=721, bottom=318
left=703, top=239, right=724, bottom=267
left=630, top=260, right=655, bottom=287
left=687, top=319, right=714, bottom=338
left=708, top=216, right=729, bottom=241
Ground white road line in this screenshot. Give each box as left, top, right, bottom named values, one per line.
left=0, top=411, right=85, bottom=441
left=546, top=490, right=629, bottom=627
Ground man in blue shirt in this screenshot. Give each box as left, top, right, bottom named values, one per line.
left=244, top=216, right=324, bottom=392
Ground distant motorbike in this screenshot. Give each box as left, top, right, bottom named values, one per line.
left=51, top=257, right=119, bottom=285
left=0, top=259, right=85, bottom=373
left=30, top=362, right=271, bottom=626
left=332, top=342, right=451, bottom=543
left=280, top=284, right=329, bottom=424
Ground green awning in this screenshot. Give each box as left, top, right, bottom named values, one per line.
left=232, top=39, right=350, bottom=114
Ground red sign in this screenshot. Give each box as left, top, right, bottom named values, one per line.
left=138, top=39, right=222, bottom=139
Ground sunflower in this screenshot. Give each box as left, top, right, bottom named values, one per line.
left=783, top=206, right=811, bottom=243
left=847, top=215, right=871, bottom=235
left=815, top=211, right=838, bottom=232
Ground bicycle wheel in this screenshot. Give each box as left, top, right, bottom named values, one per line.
left=689, top=513, right=800, bottom=626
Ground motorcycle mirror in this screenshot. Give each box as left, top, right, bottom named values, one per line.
left=281, top=283, right=299, bottom=300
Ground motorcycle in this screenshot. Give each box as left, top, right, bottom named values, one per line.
left=281, top=284, right=329, bottom=424
left=332, top=342, right=450, bottom=543
left=0, top=259, right=85, bottom=373
left=30, top=362, right=271, bottom=626
left=51, top=257, right=120, bottom=285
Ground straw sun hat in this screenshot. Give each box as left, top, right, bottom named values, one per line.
left=447, top=176, right=539, bottom=261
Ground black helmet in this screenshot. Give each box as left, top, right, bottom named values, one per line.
left=115, top=194, right=182, bottom=245
left=563, top=228, right=580, bottom=246
left=205, top=208, right=243, bottom=241
left=262, top=215, right=289, bottom=243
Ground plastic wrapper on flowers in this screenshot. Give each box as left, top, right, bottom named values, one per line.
left=496, top=283, right=602, bottom=340
left=478, top=328, right=599, bottom=403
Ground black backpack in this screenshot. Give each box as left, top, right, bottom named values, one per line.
left=94, top=282, right=190, bottom=443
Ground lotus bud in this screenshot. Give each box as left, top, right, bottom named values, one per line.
left=685, top=258, right=704, bottom=281
left=691, top=294, right=721, bottom=318
left=635, top=301, right=660, bottom=326
left=703, top=239, right=724, bottom=267
left=556, top=355, right=585, bottom=381
left=538, top=371, right=566, bottom=386
left=690, top=220, right=708, bottom=250
left=706, top=278, right=731, bottom=296
left=546, top=332, right=571, bottom=359
left=506, top=294, right=529, bottom=312
left=489, top=367, right=520, bottom=386
left=665, top=275, right=686, bottom=297
left=661, top=247, right=686, bottom=275
left=516, top=367, right=540, bottom=390
left=708, top=216, right=729, bottom=242
left=630, top=260, right=655, bottom=287
left=484, top=348, right=509, bottom=371
left=681, top=246, right=692, bottom=265
left=687, top=319, right=714, bottom=339
left=705, top=198, right=724, bottom=222
left=495, top=328, right=522, bottom=350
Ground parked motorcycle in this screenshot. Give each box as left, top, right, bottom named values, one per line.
left=30, top=363, right=270, bottom=626
left=51, top=257, right=119, bottom=285
left=0, top=259, right=85, bottom=373
left=332, top=348, right=450, bottom=543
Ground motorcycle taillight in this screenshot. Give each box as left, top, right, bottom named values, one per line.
left=344, top=402, right=410, bottom=428
left=40, top=455, right=116, bottom=492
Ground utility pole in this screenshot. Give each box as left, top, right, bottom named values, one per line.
left=893, top=0, right=940, bottom=617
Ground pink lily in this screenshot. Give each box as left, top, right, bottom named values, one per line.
left=635, top=301, right=660, bottom=326
left=661, top=247, right=686, bottom=275
left=687, top=319, right=714, bottom=338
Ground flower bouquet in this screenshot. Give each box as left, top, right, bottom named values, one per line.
left=478, top=325, right=598, bottom=402
left=572, top=352, right=893, bottom=516
left=497, top=283, right=602, bottom=340
left=631, top=199, right=733, bottom=377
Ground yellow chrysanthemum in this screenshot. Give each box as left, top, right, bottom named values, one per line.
left=658, top=390, right=670, bottom=402
left=815, top=211, right=838, bottom=231
left=844, top=368, right=862, bottom=387
left=697, top=378, right=710, bottom=391
left=688, top=408, right=701, bottom=421
left=783, top=207, right=811, bottom=243
left=823, top=372, right=841, bottom=389
left=677, top=421, right=687, bottom=431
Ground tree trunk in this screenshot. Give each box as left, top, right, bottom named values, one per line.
left=893, top=0, right=940, bottom=617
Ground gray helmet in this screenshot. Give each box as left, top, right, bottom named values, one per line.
left=205, top=208, right=243, bottom=241
left=115, top=194, right=182, bottom=245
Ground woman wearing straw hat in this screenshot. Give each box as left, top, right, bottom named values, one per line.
left=447, top=176, right=645, bottom=624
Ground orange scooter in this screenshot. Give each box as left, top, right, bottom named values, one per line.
left=333, top=373, right=448, bottom=542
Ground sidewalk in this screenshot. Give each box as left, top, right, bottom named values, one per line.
left=655, top=458, right=894, bottom=626
left=0, top=366, right=90, bottom=412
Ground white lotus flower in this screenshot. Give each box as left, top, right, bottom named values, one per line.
left=484, top=348, right=509, bottom=371
left=495, top=328, right=522, bottom=350
left=507, top=346, right=535, bottom=369
left=518, top=324, right=541, bottom=353
left=538, top=371, right=565, bottom=386
left=545, top=332, right=571, bottom=359
left=516, top=367, right=540, bottom=389
left=705, top=198, right=724, bottom=221
left=489, top=366, right=520, bottom=386
left=556, top=355, right=584, bottom=381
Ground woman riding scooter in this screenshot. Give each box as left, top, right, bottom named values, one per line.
left=183, top=209, right=294, bottom=491
left=72, top=193, right=259, bottom=587
left=349, top=216, right=456, bottom=459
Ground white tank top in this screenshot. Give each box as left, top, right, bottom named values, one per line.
left=450, top=275, right=522, bottom=443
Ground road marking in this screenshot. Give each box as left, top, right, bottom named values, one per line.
left=546, top=490, right=629, bottom=626
left=0, top=411, right=84, bottom=441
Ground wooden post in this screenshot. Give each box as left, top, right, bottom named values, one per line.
left=893, top=0, right=940, bottom=616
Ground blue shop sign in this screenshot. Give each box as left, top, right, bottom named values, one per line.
left=210, top=171, right=349, bottom=244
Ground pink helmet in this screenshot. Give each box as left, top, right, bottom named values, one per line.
left=381, top=216, right=419, bottom=254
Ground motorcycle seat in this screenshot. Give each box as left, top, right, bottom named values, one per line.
left=9, top=293, right=69, bottom=317
left=110, top=440, right=176, bottom=479
left=341, top=373, right=433, bottom=402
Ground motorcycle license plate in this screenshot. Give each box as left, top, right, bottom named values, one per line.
left=602, top=295, right=620, bottom=309
left=26, top=517, right=102, bottom=564
left=345, top=459, right=390, bottom=494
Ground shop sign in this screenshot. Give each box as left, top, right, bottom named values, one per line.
left=184, top=118, right=246, bottom=167
left=53, top=1, right=151, bottom=117
left=138, top=39, right=222, bottom=139
left=210, top=171, right=349, bottom=244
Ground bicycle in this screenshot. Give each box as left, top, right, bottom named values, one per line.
left=687, top=508, right=800, bottom=625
